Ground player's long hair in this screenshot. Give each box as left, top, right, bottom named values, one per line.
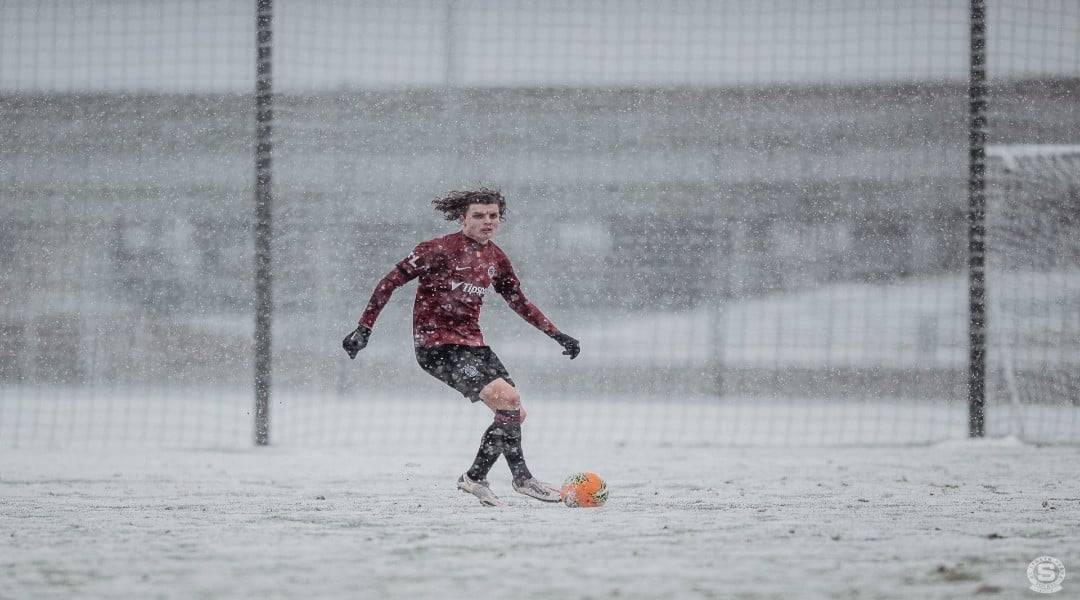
left=432, top=188, right=507, bottom=221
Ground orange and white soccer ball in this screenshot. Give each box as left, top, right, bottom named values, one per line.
left=560, top=472, right=608, bottom=508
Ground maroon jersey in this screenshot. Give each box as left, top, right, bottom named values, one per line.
left=359, top=231, right=559, bottom=347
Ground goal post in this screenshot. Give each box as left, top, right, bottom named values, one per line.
left=984, top=144, right=1080, bottom=443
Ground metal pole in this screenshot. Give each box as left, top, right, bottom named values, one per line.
left=254, top=0, right=274, bottom=446
left=445, top=0, right=457, bottom=86
left=967, top=0, right=988, bottom=438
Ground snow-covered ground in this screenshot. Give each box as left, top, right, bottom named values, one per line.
left=3, top=439, right=1077, bottom=599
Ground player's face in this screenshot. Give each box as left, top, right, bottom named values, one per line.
left=459, top=203, right=501, bottom=244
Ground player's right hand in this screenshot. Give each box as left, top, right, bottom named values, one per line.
left=342, top=325, right=371, bottom=359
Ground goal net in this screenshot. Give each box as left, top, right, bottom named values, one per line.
left=985, top=145, right=1080, bottom=443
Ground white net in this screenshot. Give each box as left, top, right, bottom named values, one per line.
left=985, top=145, right=1080, bottom=443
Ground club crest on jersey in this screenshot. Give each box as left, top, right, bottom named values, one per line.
left=487, top=266, right=496, bottom=277
left=450, top=280, right=487, bottom=297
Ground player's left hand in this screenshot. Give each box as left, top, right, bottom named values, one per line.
left=551, top=332, right=580, bottom=359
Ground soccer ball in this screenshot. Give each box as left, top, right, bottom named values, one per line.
left=560, top=472, right=608, bottom=508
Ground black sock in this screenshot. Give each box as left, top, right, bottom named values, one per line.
left=466, top=422, right=505, bottom=482
left=501, top=420, right=533, bottom=485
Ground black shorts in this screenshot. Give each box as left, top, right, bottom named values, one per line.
left=415, top=345, right=514, bottom=403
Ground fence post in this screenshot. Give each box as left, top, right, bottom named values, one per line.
left=254, top=0, right=274, bottom=446
left=967, top=0, right=988, bottom=438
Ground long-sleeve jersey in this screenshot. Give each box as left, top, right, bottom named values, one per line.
left=359, top=231, right=559, bottom=347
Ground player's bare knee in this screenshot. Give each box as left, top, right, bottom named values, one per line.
left=480, top=379, right=519, bottom=409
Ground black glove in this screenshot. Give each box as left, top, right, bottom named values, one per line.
left=343, top=325, right=371, bottom=359
left=551, top=332, right=580, bottom=360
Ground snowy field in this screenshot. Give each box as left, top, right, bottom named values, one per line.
left=3, top=439, right=1078, bottom=599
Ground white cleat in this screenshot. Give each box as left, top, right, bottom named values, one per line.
left=457, top=473, right=505, bottom=507
left=512, top=477, right=561, bottom=502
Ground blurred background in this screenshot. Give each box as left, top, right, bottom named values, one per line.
left=1, top=0, right=1078, bottom=447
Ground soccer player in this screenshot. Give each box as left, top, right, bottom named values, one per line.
left=342, top=188, right=580, bottom=506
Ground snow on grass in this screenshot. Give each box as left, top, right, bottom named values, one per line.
left=3, top=441, right=1077, bottom=599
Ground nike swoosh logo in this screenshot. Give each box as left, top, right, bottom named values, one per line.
left=454, top=266, right=470, bottom=271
